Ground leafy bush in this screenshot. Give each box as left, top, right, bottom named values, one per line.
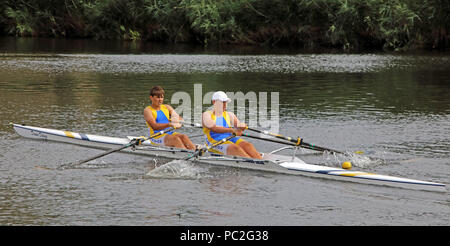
left=0, top=0, right=448, bottom=50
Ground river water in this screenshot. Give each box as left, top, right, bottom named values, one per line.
left=0, top=38, right=449, bottom=226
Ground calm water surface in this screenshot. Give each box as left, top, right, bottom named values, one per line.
left=0, top=38, right=449, bottom=225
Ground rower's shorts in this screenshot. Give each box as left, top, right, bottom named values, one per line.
left=206, top=136, right=244, bottom=155
left=149, top=131, right=178, bottom=146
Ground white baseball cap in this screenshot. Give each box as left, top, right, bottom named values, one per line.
left=211, top=91, right=231, bottom=102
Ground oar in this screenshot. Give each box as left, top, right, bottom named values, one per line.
left=59, top=127, right=175, bottom=169
left=183, top=134, right=236, bottom=161
left=179, top=122, right=347, bottom=155
left=180, top=122, right=202, bottom=128
left=245, top=127, right=346, bottom=155
left=241, top=133, right=299, bottom=146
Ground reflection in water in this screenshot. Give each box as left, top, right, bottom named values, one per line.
left=202, top=170, right=253, bottom=196
left=1, top=61, right=449, bottom=136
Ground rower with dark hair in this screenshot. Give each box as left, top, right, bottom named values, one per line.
left=144, top=86, right=195, bottom=150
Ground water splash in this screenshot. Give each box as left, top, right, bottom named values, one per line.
left=145, top=160, right=206, bottom=179
left=318, top=150, right=385, bottom=169
left=343, top=152, right=384, bottom=168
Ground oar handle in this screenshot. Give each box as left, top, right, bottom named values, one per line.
left=178, top=121, right=202, bottom=128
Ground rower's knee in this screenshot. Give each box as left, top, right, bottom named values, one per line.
left=238, top=141, right=251, bottom=148
left=165, top=135, right=183, bottom=147
left=238, top=141, right=256, bottom=151
left=238, top=141, right=262, bottom=159
left=227, top=144, right=241, bottom=152
left=227, top=144, right=249, bottom=157
left=177, top=134, right=195, bottom=150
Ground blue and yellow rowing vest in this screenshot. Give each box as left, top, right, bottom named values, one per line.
left=203, top=111, right=242, bottom=145
left=146, top=104, right=175, bottom=138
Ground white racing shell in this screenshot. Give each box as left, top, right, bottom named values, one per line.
left=12, top=123, right=447, bottom=192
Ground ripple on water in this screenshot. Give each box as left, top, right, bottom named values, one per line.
left=2, top=54, right=448, bottom=74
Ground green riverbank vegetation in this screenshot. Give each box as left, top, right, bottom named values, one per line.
left=0, top=0, right=449, bottom=51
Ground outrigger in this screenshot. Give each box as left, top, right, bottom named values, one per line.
left=11, top=123, right=446, bottom=192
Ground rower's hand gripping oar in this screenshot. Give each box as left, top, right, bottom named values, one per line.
left=245, top=127, right=346, bottom=155
left=183, top=134, right=236, bottom=161
left=58, top=127, right=176, bottom=169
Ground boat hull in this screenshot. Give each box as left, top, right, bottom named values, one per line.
left=12, top=123, right=447, bottom=192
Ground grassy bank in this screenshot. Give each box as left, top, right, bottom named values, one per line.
left=0, top=0, right=449, bottom=51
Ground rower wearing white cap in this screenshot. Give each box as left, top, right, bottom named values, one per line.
left=202, top=91, right=262, bottom=159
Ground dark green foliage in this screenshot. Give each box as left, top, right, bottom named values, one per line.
left=0, top=0, right=448, bottom=50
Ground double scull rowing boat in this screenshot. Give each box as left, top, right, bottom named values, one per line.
left=11, top=123, right=446, bottom=192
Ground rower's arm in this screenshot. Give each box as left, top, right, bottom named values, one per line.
left=228, top=112, right=247, bottom=130
left=165, top=105, right=183, bottom=123
left=202, top=111, right=235, bottom=134
left=144, top=107, right=172, bottom=130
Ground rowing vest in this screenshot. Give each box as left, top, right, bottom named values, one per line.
left=203, top=111, right=241, bottom=144
left=146, top=105, right=173, bottom=137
